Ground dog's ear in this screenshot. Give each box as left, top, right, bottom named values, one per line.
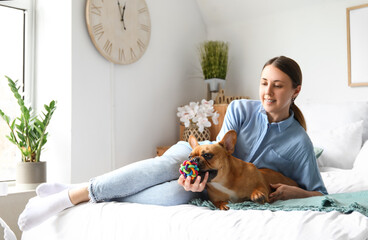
left=188, top=135, right=199, bottom=149
left=219, top=130, right=237, bottom=154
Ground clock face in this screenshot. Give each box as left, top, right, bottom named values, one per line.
left=86, top=0, right=151, bottom=64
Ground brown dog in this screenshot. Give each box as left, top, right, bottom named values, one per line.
left=188, top=130, right=298, bottom=210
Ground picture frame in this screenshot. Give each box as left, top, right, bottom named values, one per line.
left=347, top=4, right=368, bottom=87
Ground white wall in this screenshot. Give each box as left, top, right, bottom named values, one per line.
left=35, top=0, right=206, bottom=183
left=35, top=0, right=368, bottom=183
left=196, top=0, right=368, bottom=104
left=34, top=0, right=72, bottom=183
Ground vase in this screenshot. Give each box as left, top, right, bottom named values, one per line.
left=205, top=78, right=226, bottom=92
left=16, top=161, right=47, bottom=190
left=182, top=125, right=211, bottom=142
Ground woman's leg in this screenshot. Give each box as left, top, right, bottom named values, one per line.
left=18, top=143, right=192, bottom=231
left=114, top=179, right=204, bottom=206
left=88, top=143, right=191, bottom=202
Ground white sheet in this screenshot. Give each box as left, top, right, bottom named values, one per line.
left=22, top=200, right=368, bottom=240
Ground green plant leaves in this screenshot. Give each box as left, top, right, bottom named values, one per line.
left=199, top=41, right=229, bottom=80
left=0, top=76, right=57, bottom=162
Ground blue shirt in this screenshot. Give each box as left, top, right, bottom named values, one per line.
left=216, top=100, right=327, bottom=194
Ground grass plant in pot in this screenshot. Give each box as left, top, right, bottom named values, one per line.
left=199, top=41, right=229, bottom=94
left=0, top=76, right=56, bottom=190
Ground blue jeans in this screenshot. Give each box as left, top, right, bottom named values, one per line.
left=88, top=143, right=205, bottom=206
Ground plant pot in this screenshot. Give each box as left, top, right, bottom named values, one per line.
left=16, top=161, right=46, bottom=190
left=205, top=78, right=226, bottom=92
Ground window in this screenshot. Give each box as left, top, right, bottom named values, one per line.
left=0, top=1, right=34, bottom=181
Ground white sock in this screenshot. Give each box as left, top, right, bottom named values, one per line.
left=18, top=189, right=74, bottom=231
left=36, top=182, right=69, bottom=197
left=36, top=182, right=88, bottom=197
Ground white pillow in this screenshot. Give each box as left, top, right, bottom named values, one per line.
left=300, top=101, right=368, bottom=142
left=321, top=169, right=368, bottom=194
left=353, top=140, right=368, bottom=172
left=308, top=120, right=363, bottom=169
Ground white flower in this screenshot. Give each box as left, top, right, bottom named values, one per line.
left=200, top=99, right=214, bottom=112
left=177, top=99, right=219, bottom=132
left=196, top=116, right=211, bottom=132
left=211, top=111, right=220, bottom=125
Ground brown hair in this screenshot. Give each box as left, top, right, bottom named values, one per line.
left=263, top=56, right=307, bottom=131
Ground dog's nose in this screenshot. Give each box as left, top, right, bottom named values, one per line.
left=192, top=157, right=200, bottom=164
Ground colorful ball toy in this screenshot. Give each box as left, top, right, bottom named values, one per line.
left=179, top=160, right=199, bottom=182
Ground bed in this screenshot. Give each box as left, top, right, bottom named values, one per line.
left=22, top=101, right=368, bottom=240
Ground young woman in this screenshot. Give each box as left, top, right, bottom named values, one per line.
left=18, top=56, right=327, bottom=231
left=179, top=56, right=327, bottom=202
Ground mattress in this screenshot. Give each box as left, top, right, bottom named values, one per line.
left=22, top=198, right=368, bottom=240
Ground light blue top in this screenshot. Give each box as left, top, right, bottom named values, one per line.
left=180, top=99, right=327, bottom=195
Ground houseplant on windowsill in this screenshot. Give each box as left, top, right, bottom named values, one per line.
left=199, top=41, right=229, bottom=93
left=0, top=76, right=56, bottom=190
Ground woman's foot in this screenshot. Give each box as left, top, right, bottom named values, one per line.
left=18, top=189, right=74, bottom=231
left=36, top=182, right=69, bottom=197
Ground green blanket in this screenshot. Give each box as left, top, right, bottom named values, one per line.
left=190, top=190, right=368, bottom=217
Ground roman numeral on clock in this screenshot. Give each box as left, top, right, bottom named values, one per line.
left=137, top=39, right=145, bottom=52
left=140, top=24, right=150, bottom=32
left=93, top=23, right=104, bottom=40
left=130, top=48, right=136, bottom=60
left=138, top=7, right=148, bottom=14
left=119, top=48, right=125, bottom=62
left=103, top=40, right=112, bottom=55
left=91, top=3, right=102, bottom=16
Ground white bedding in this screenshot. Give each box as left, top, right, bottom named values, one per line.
left=22, top=199, right=368, bottom=240
left=20, top=166, right=368, bottom=240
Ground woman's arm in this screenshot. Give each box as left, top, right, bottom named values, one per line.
left=268, top=183, right=323, bottom=203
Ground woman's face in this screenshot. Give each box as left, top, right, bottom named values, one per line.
left=259, top=65, right=301, bottom=123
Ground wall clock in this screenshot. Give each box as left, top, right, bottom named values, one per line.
left=86, top=0, right=151, bottom=64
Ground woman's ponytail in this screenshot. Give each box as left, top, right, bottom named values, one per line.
left=291, top=103, right=306, bottom=131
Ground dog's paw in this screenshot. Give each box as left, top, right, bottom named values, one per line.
left=214, top=201, right=229, bottom=210
left=251, top=189, right=268, bottom=204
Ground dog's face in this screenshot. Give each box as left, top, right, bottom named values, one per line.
left=188, top=130, right=237, bottom=182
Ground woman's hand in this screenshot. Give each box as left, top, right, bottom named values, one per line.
left=269, top=183, right=323, bottom=203
left=178, top=172, right=209, bottom=192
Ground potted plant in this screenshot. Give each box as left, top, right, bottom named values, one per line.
left=199, top=41, right=229, bottom=92
left=0, top=76, right=56, bottom=189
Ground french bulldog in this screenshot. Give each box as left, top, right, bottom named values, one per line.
left=188, top=130, right=298, bottom=210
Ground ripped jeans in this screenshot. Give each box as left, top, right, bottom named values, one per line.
left=88, top=142, right=206, bottom=206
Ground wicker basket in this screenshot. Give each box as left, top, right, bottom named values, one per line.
left=182, top=125, right=211, bottom=142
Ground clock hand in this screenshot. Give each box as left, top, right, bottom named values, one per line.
left=122, top=3, right=126, bottom=30
left=117, top=1, right=127, bottom=30
left=117, top=1, right=123, bottom=20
